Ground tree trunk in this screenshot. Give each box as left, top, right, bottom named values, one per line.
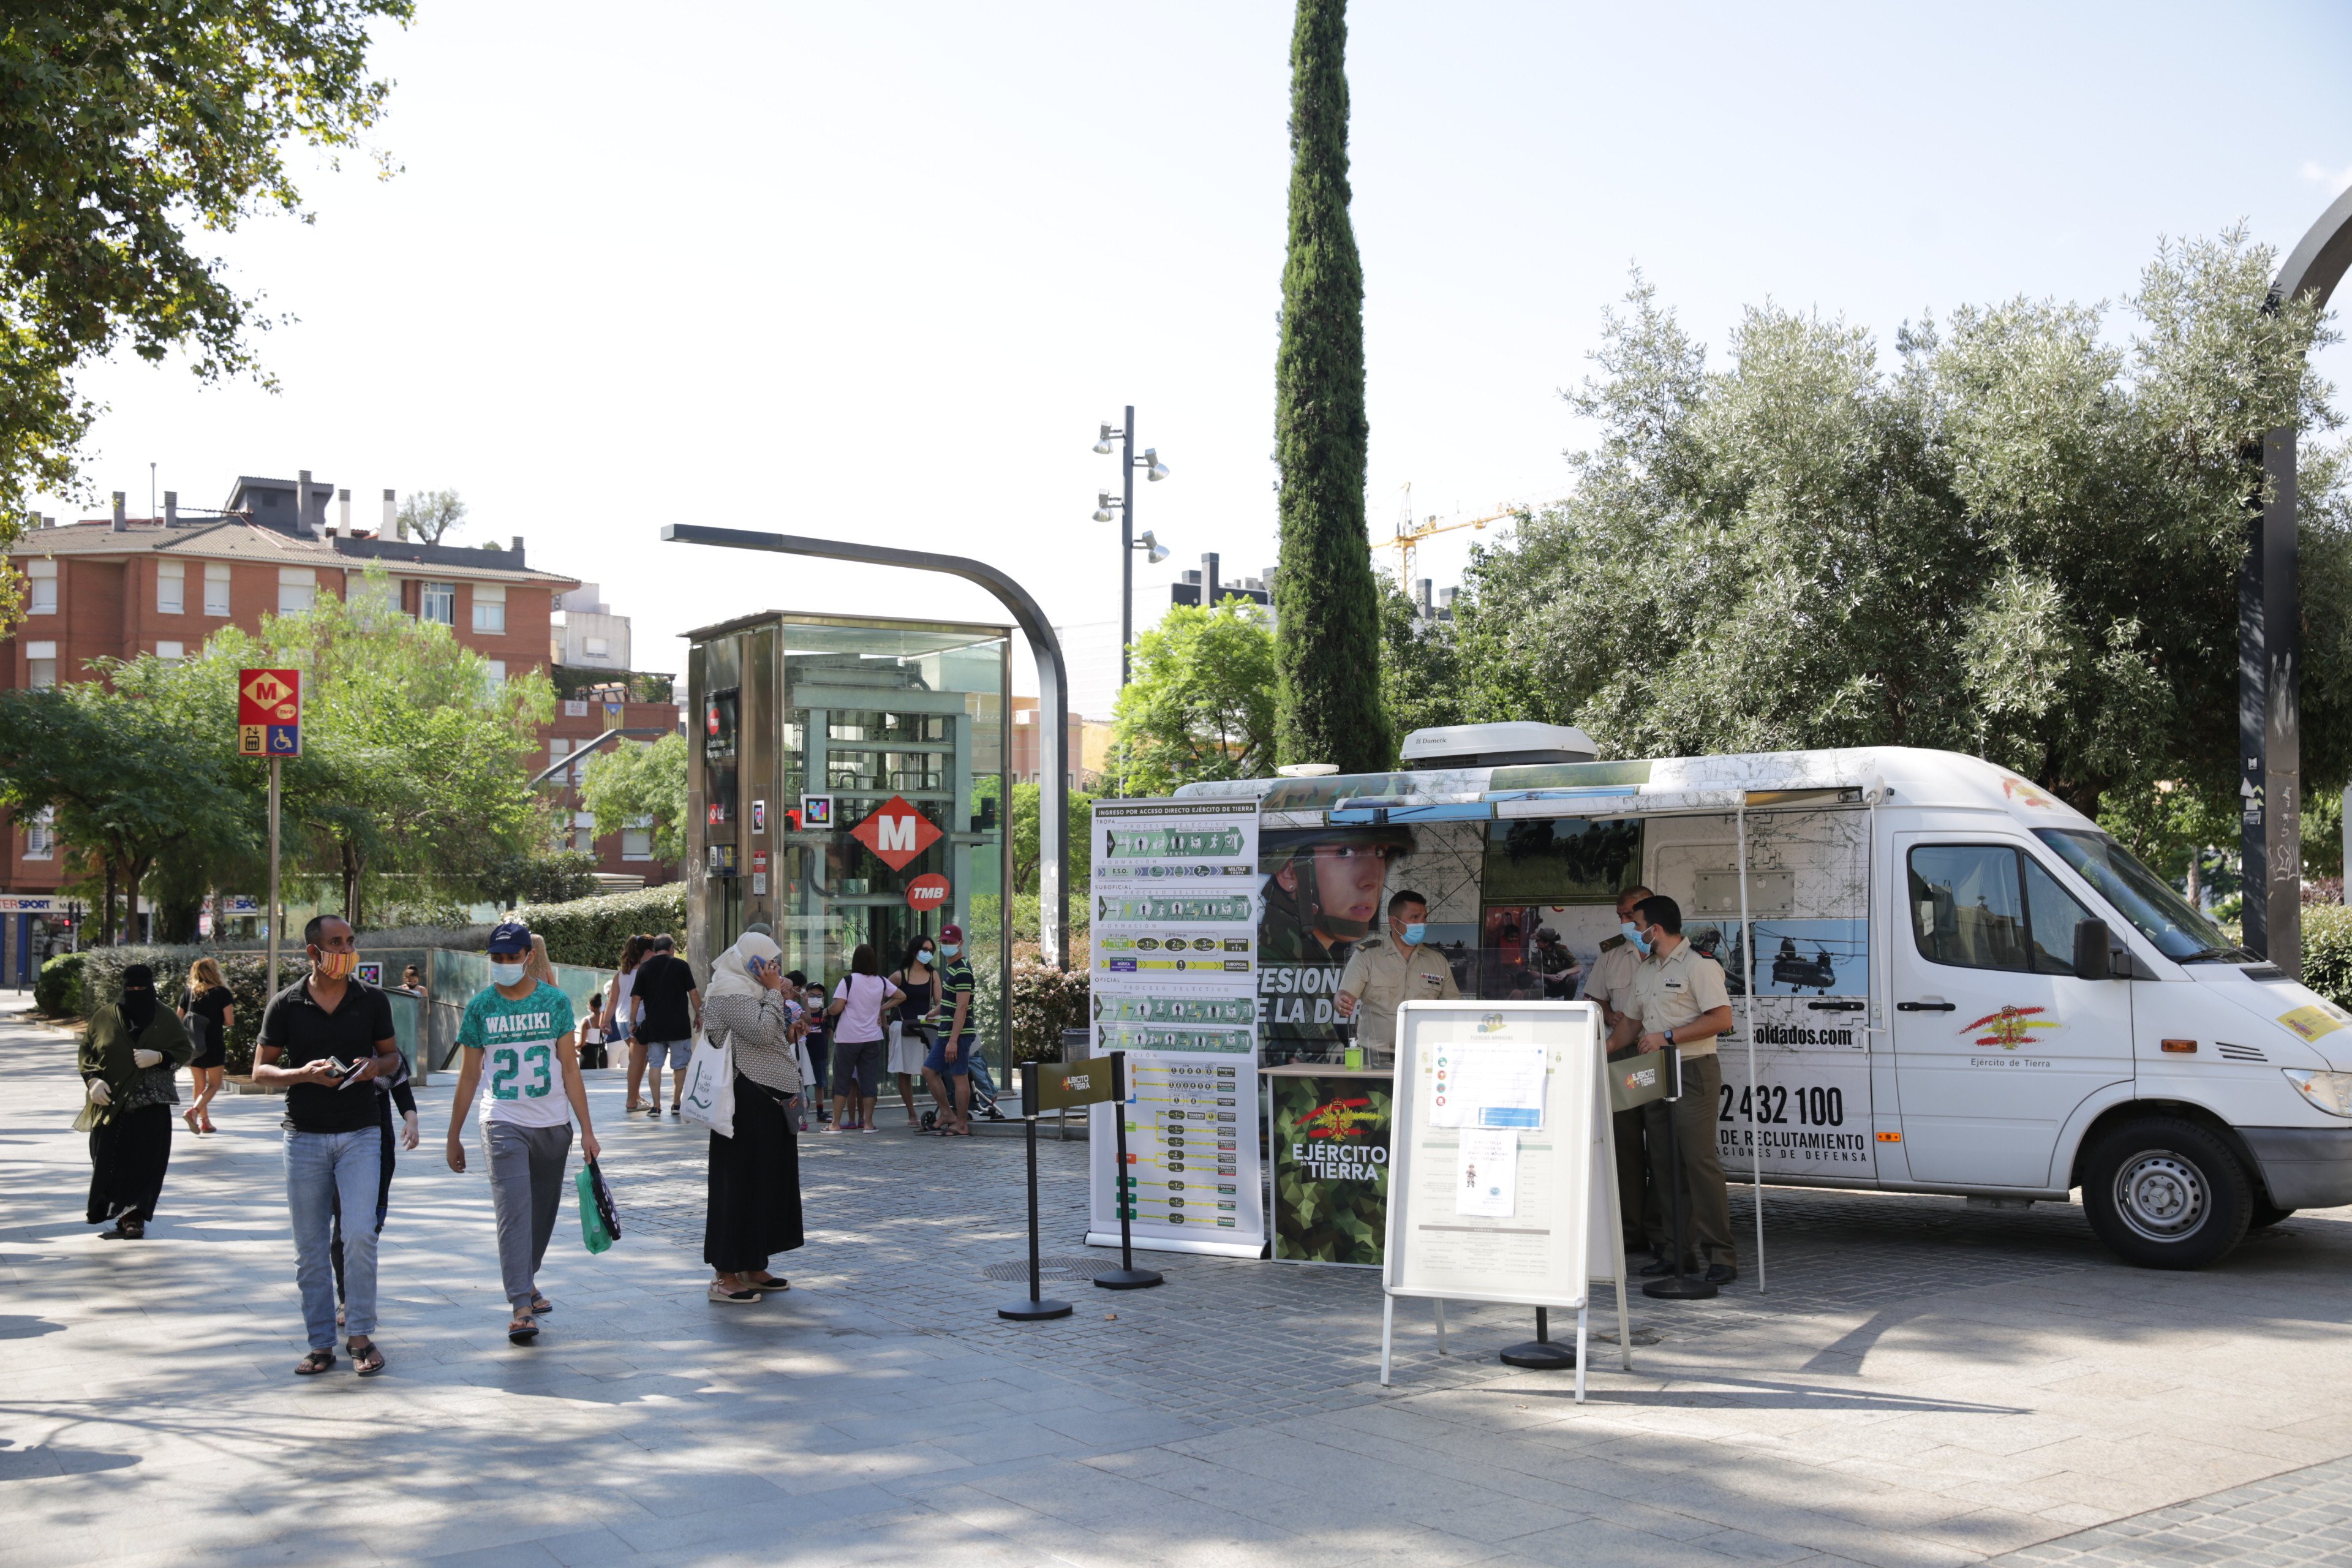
left=1272, top=0, right=1388, bottom=774
left=342, top=839, right=363, bottom=930
left=103, top=860, right=117, bottom=946
left=2186, top=848, right=2203, bottom=908
left=126, top=856, right=151, bottom=946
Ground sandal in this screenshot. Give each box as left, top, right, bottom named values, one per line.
left=530, top=1295, right=554, bottom=1315
left=745, top=1273, right=789, bottom=1291
left=296, top=1349, right=336, bottom=1376
left=507, top=1313, right=538, bottom=1344
left=349, top=1339, right=386, bottom=1377
left=183, top=1109, right=201, bottom=1134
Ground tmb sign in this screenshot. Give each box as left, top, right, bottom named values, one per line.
left=237, top=668, right=301, bottom=757
left=906, top=873, right=951, bottom=913
left=850, top=794, right=941, bottom=871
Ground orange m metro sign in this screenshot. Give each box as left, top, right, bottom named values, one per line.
left=850, top=794, right=942, bottom=871
left=237, top=667, right=301, bottom=758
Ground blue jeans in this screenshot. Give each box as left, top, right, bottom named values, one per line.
left=286, top=1128, right=382, bottom=1349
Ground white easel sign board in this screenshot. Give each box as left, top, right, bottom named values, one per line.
left=1381, top=999, right=1630, bottom=1396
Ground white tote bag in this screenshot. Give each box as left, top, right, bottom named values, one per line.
left=679, top=1028, right=735, bottom=1137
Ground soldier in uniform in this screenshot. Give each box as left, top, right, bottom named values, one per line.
left=1260, top=825, right=1414, bottom=1061
left=1614, top=893, right=1738, bottom=1284
left=1335, top=891, right=1460, bottom=1068
left=1586, top=884, right=1660, bottom=1264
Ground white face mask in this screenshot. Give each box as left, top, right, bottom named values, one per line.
left=489, top=960, right=527, bottom=986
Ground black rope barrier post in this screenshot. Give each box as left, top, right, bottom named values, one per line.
left=1643, top=1046, right=1716, bottom=1302
left=999, top=1063, right=1073, bottom=1321
left=1094, top=1050, right=1163, bottom=1290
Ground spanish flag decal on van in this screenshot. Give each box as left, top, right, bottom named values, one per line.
left=1961, top=1005, right=2057, bottom=1050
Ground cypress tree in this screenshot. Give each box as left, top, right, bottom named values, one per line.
left=1272, top=0, right=1389, bottom=773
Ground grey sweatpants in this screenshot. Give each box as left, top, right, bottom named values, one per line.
left=485, top=1120, right=572, bottom=1310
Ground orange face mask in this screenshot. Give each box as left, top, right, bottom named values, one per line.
left=313, top=949, right=357, bottom=981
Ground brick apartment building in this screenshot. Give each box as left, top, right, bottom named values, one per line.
left=1, top=475, right=680, bottom=952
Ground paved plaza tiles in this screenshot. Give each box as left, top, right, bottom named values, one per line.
left=4, top=1006, right=2352, bottom=1567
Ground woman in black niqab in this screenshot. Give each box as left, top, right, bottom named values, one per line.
left=78, top=965, right=194, bottom=1239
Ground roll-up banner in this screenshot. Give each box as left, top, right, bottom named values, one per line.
left=1088, top=799, right=1265, bottom=1257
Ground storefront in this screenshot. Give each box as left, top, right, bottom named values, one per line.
left=0, top=895, right=78, bottom=987
left=685, top=612, right=1014, bottom=1076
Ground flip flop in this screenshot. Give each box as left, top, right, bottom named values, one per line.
left=507, top=1313, right=538, bottom=1345
left=295, top=1349, right=335, bottom=1376
left=349, top=1340, right=386, bottom=1377
left=530, top=1295, right=554, bottom=1315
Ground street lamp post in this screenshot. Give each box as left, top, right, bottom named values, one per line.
left=1093, top=405, right=1170, bottom=687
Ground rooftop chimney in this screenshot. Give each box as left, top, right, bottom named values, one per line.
left=1417, top=578, right=1434, bottom=619
left=164, top=490, right=178, bottom=526
left=111, top=492, right=127, bottom=532
left=297, top=469, right=314, bottom=535
left=383, top=489, right=399, bottom=539
left=511, top=535, right=524, bottom=560
left=1202, top=552, right=1221, bottom=607
left=337, top=488, right=350, bottom=537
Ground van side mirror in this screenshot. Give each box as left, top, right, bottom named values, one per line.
left=2073, top=919, right=2113, bottom=980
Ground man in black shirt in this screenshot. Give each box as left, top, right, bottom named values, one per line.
left=254, top=913, right=400, bottom=1377
left=630, top=934, right=700, bottom=1118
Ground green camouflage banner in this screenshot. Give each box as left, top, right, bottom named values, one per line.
left=1270, top=1073, right=1393, bottom=1266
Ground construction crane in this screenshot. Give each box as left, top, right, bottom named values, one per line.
left=1379, top=483, right=1547, bottom=595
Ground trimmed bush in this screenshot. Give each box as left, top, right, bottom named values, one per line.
left=71, top=946, right=273, bottom=1073
left=513, top=883, right=686, bottom=968
left=1010, top=957, right=1090, bottom=1065
left=35, top=951, right=85, bottom=1017
left=2303, top=904, right=2352, bottom=1010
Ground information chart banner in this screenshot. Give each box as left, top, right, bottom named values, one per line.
left=1088, top=798, right=1264, bottom=1258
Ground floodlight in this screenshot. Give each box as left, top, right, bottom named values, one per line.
left=1144, top=448, right=1169, bottom=482
left=1093, top=423, right=1116, bottom=455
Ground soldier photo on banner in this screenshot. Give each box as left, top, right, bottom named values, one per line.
left=1257, top=821, right=1484, bottom=1064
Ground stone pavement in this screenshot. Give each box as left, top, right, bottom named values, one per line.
left=5, top=1006, right=2352, bottom=1567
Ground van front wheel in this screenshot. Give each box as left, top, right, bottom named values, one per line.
left=2082, top=1118, right=2252, bottom=1270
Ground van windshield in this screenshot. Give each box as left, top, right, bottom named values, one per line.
left=2032, top=829, right=2255, bottom=964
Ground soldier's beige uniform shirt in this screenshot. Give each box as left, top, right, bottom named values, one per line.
left=1628, top=938, right=1731, bottom=1058
left=1336, top=931, right=1460, bottom=1052
left=1584, top=935, right=1644, bottom=1025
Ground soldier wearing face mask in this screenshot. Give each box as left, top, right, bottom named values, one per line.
left=1335, top=890, right=1459, bottom=1067
left=1585, top=884, right=1660, bottom=1262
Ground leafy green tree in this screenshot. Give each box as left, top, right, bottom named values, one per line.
left=1443, top=235, right=2346, bottom=823
left=1378, top=582, right=1464, bottom=756
left=200, top=570, right=556, bottom=923
left=1111, top=600, right=1279, bottom=795
left=580, top=732, right=688, bottom=862
left=0, top=663, right=247, bottom=942
left=0, top=1, right=410, bottom=578
left=972, top=778, right=1095, bottom=897
left=397, top=488, right=468, bottom=546
left=1272, top=0, right=1387, bottom=774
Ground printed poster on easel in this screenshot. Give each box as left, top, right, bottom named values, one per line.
left=1381, top=999, right=1632, bottom=1399
left=1086, top=797, right=1265, bottom=1259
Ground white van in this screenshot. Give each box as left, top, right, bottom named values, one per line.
left=1180, top=737, right=2352, bottom=1269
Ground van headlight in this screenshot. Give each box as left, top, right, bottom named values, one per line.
left=2283, top=1069, right=2352, bottom=1118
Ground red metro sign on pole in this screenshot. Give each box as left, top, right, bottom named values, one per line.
left=906, top=874, right=951, bottom=913
left=237, top=668, right=301, bottom=757
left=850, top=794, right=942, bottom=871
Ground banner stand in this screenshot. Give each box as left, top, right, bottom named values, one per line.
left=998, top=1063, right=1074, bottom=1322
left=1379, top=1002, right=1633, bottom=1404
left=1093, top=1053, right=1164, bottom=1291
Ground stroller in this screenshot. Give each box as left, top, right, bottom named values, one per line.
left=919, top=1041, right=1006, bottom=1129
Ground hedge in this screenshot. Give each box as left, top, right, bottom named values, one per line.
left=1010, top=957, right=1090, bottom=1065
left=66, top=946, right=273, bottom=1073
left=35, top=951, right=85, bottom=1017
left=512, top=883, right=686, bottom=968
left=2303, top=904, right=2352, bottom=1010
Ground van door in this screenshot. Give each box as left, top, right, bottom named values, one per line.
left=1890, top=835, right=2133, bottom=1187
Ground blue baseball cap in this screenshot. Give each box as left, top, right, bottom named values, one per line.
left=487, top=921, right=533, bottom=956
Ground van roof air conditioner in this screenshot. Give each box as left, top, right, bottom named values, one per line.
left=1399, top=722, right=1598, bottom=770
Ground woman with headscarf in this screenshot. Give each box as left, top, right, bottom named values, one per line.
left=78, top=965, right=195, bottom=1240
left=699, top=932, right=804, bottom=1303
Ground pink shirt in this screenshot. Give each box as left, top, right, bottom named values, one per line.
left=831, top=974, right=891, bottom=1042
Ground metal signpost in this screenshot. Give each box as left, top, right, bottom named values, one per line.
left=239, top=669, right=301, bottom=993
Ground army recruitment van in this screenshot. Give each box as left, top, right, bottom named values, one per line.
left=1175, top=727, right=2352, bottom=1269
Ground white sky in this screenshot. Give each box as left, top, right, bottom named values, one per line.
left=37, top=0, right=2352, bottom=720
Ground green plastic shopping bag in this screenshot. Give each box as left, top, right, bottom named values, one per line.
left=577, top=1158, right=620, bottom=1254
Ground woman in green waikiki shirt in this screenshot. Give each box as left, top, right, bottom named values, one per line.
left=445, top=921, right=600, bottom=1345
